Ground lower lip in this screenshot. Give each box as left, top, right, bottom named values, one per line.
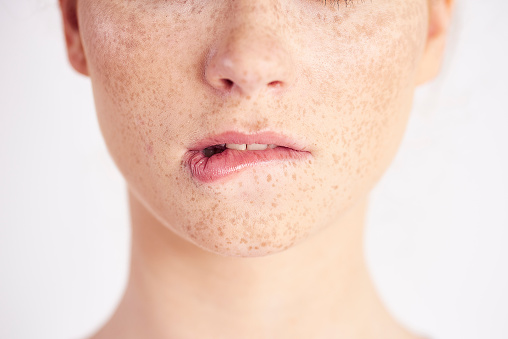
left=184, top=147, right=311, bottom=183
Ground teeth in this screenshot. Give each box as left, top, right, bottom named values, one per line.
left=225, top=144, right=277, bottom=151
left=247, top=144, right=268, bottom=151
left=226, top=143, right=247, bottom=150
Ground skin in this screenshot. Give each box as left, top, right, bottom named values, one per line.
left=60, top=0, right=454, bottom=338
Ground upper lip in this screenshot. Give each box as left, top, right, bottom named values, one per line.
left=188, top=131, right=310, bottom=152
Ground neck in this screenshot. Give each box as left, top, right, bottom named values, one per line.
left=92, top=190, right=411, bottom=339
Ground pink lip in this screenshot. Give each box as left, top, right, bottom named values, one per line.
left=184, top=131, right=312, bottom=183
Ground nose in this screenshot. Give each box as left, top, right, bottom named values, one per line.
left=204, top=3, right=295, bottom=97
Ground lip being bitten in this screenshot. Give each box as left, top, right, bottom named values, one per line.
left=183, top=131, right=312, bottom=183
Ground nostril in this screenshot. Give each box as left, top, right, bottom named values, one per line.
left=221, top=79, right=234, bottom=90
left=268, top=80, right=282, bottom=88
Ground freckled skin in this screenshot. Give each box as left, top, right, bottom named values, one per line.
left=77, top=0, right=427, bottom=257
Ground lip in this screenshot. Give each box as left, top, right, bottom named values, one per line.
left=184, top=131, right=312, bottom=183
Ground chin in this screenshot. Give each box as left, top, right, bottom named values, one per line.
left=169, top=210, right=313, bottom=258
left=189, top=236, right=299, bottom=258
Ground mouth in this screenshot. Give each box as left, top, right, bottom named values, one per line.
left=183, top=131, right=311, bottom=183
left=201, top=143, right=278, bottom=157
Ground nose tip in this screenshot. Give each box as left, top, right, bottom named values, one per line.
left=204, top=31, right=295, bottom=97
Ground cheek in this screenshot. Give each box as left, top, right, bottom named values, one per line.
left=79, top=2, right=194, bottom=179
left=301, top=1, right=427, bottom=213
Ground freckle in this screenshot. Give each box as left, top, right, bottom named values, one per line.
left=333, top=153, right=340, bottom=164
left=332, top=186, right=338, bottom=190
left=238, top=182, right=243, bottom=187
left=272, top=203, right=278, bottom=208
left=267, top=174, right=272, bottom=182
left=145, top=144, right=153, bottom=155
left=292, top=174, right=296, bottom=180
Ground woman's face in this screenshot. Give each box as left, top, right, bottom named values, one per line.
left=77, top=0, right=429, bottom=256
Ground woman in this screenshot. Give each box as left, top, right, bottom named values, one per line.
left=59, top=0, right=454, bottom=337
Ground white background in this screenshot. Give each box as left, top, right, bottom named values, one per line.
left=0, top=1, right=507, bottom=338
